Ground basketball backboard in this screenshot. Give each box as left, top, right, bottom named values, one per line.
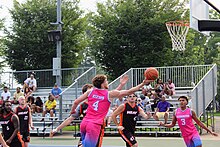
left=204, top=0, right=220, bottom=13
left=190, top=0, right=220, bottom=34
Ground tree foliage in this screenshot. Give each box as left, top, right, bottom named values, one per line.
left=89, top=0, right=191, bottom=79
left=4, top=0, right=87, bottom=71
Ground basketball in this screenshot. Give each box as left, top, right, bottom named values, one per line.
left=144, top=67, right=159, bottom=80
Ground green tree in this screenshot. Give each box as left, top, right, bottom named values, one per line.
left=0, top=16, right=6, bottom=70
left=4, top=0, right=87, bottom=71
left=89, top=0, right=188, bottom=79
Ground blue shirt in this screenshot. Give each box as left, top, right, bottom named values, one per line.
left=157, top=101, right=170, bottom=112
left=51, top=87, right=62, bottom=96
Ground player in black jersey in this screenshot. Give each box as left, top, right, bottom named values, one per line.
left=0, top=101, right=24, bottom=147
left=112, top=93, right=151, bottom=147
left=15, top=96, right=34, bottom=147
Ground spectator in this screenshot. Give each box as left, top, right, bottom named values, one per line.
left=24, top=74, right=37, bottom=92
left=137, top=97, right=144, bottom=109
left=164, top=79, right=175, bottom=99
left=13, top=87, right=24, bottom=104
left=136, top=97, right=145, bottom=121
left=151, top=96, right=160, bottom=112
left=24, top=87, right=32, bottom=101
left=50, top=83, right=62, bottom=99
left=32, top=97, right=43, bottom=113
left=1, top=86, right=11, bottom=101
left=141, top=82, right=153, bottom=96
left=153, top=95, right=170, bottom=124
left=41, top=95, right=57, bottom=121
left=115, top=96, right=126, bottom=108
left=145, top=100, right=152, bottom=114
left=142, top=94, right=152, bottom=113
left=154, top=78, right=165, bottom=98
left=27, top=96, right=35, bottom=113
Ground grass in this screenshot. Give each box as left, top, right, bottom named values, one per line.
left=214, top=112, right=220, bottom=116
left=62, top=125, right=79, bottom=131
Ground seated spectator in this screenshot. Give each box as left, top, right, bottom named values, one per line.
left=136, top=97, right=145, bottom=121
left=142, top=94, right=152, bottom=114
left=50, top=83, right=62, bottom=99
left=142, top=82, right=153, bottom=96
left=154, top=78, right=165, bottom=98
left=151, top=96, right=160, bottom=112
left=41, top=95, right=57, bottom=121
left=24, top=87, right=33, bottom=101
left=32, top=96, right=43, bottom=113
left=1, top=86, right=11, bottom=101
left=137, top=97, right=144, bottom=109
left=115, top=96, right=126, bottom=108
left=164, top=79, right=175, bottom=99
left=13, top=87, right=24, bottom=104
left=24, top=74, right=37, bottom=92
left=27, top=96, right=35, bottom=113
left=153, top=95, right=170, bottom=124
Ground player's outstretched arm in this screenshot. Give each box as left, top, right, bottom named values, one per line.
left=192, top=110, right=218, bottom=136
left=71, top=90, right=90, bottom=114
left=160, top=112, right=177, bottom=128
left=139, top=107, right=151, bottom=120
left=111, top=104, right=125, bottom=130
left=110, top=79, right=154, bottom=99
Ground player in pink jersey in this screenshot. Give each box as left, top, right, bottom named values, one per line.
left=71, top=74, right=153, bottom=147
left=160, top=96, right=218, bottom=147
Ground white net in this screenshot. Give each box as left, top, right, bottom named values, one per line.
left=166, top=21, right=189, bottom=51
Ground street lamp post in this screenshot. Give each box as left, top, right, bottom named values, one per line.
left=56, top=0, right=62, bottom=123
left=48, top=0, right=63, bottom=123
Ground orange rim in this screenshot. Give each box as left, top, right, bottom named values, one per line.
left=166, top=21, right=189, bottom=27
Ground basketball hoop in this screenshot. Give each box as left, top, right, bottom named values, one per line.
left=166, top=21, right=189, bottom=51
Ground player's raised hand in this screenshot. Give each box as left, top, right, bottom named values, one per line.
left=120, top=75, right=129, bottom=85
left=143, top=79, right=154, bottom=85
left=117, top=126, right=124, bottom=131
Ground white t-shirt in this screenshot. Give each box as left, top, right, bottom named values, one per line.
left=143, top=84, right=152, bottom=90
left=1, top=91, right=11, bottom=101
left=115, top=98, right=126, bottom=106
left=24, top=78, right=37, bottom=87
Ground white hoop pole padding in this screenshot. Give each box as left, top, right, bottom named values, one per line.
left=166, top=21, right=189, bottom=51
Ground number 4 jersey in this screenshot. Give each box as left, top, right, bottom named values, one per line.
left=83, top=88, right=111, bottom=125
left=175, top=108, right=199, bottom=137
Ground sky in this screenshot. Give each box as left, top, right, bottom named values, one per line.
left=0, top=0, right=107, bottom=27
left=0, top=0, right=219, bottom=25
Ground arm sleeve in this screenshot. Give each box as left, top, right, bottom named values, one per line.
left=71, top=105, right=81, bottom=118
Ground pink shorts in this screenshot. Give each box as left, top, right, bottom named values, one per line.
left=80, top=120, right=104, bottom=147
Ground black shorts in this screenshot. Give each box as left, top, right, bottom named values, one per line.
left=21, top=131, right=30, bottom=142
left=119, top=129, right=137, bottom=147
left=10, top=141, right=24, bottom=147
